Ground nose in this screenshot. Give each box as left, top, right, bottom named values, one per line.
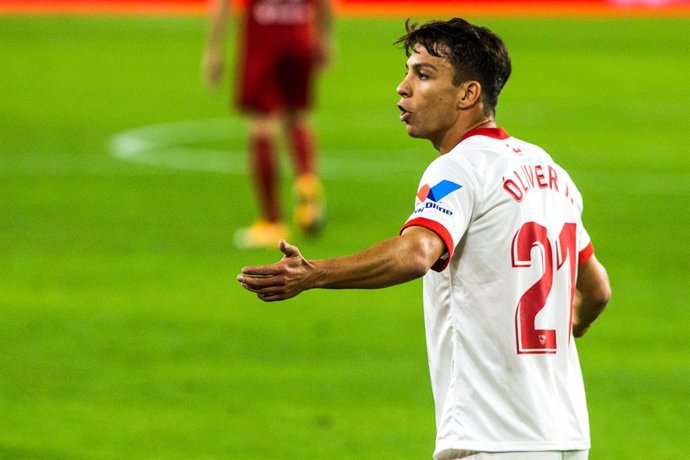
left=397, top=74, right=411, bottom=97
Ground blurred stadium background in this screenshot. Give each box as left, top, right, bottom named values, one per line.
left=1, top=0, right=688, bottom=458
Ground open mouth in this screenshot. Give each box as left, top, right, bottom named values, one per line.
left=398, top=104, right=411, bottom=122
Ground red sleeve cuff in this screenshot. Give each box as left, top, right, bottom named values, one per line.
left=579, top=242, right=594, bottom=265
left=401, top=217, right=454, bottom=272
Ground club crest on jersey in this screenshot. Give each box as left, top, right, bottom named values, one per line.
left=414, top=180, right=462, bottom=216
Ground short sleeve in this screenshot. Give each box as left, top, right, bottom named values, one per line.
left=401, top=155, right=475, bottom=272
left=577, top=220, right=594, bottom=265
left=570, top=176, right=594, bottom=265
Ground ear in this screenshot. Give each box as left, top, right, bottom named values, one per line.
left=457, top=80, right=482, bottom=109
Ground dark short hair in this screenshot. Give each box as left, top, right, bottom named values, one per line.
left=396, top=18, right=512, bottom=116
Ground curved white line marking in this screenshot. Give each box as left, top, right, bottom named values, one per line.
left=108, top=116, right=427, bottom=182
left=106, top=117, right=690, bottom=194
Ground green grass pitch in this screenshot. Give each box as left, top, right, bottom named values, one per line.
left=1, top=13, right=688, bottom=459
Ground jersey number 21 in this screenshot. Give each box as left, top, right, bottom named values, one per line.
left=512, top=222, right=577, bottom=354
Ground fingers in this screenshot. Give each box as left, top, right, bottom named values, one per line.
left=238, top=258, right=288, bottom=296
left=255, top=291, right=291, bottom=302
left=279, top=240, right=301, bottom=258
left=237, top=240, right=306, bottom=302
left=236, top=274, right=294, bottom=302
left=237, top=273, right=285, bottom=289
left=241, top=265, right=278, bottom=277
left=241, top=241, right=299, bottom=276
left=236, top=270, right=291, bottom=298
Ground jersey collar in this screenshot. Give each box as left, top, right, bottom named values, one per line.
left=460, top=127, right=510, bottom=142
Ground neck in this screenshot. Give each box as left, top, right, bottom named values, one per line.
left=465, top=117, right=496, bottom=132
left=435, top=114, right=496, bottom=154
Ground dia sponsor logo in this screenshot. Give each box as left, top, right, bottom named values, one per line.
left=414, top=201, right=453, bottom=216
left=414, top=180, right=462, bottom=216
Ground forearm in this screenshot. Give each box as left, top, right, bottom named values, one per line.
left=572, top=255, right=611, bottom=337
left=310, top=235, right=432, bottom=290
left=238, top=227, right=445, bottom=302
left=572, top=291, right=607, bottom=337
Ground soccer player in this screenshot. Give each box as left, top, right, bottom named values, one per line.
left=203, top=0, right=331, bottom=248
left=237, top=18, right=611, bottom=460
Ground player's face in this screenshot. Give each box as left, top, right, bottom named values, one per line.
left=396, top=46, right=464, bottom=150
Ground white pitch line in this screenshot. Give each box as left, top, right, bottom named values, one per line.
left=108, top=116, right=427, bottom=183
left=2, top=118, right=685, bottom=194
left=106, top=117, right=690, bottom=196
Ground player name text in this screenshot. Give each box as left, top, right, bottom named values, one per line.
left=502, top=163, right=574, bottom=204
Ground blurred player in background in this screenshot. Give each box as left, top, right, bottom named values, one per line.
left=237, top=18, right=611, bottom=460
left=203, top=0, right=332, bottom=249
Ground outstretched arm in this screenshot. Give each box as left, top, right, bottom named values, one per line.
left=237, top=226, right=446, bottom=302
left=572, top=254, right=611, bottom=337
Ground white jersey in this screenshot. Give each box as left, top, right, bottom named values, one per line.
left=401, top=128, right=595, bottom=458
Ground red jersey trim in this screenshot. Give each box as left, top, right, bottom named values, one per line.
left=579, top=242, right=594, bottom=265
left=401, top=217, right=454, bottom=272
left=460, top=127, right=510, bottom=142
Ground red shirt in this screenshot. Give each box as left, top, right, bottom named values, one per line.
left=244, top=0, right=317, bottom=51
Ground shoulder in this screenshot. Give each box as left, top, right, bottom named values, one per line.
left=440, top=134, right=509, bottom=180
left=425, top=150, right=474, bottom=180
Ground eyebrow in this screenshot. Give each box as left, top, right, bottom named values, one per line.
left=406, top=62, right=438, bottom=72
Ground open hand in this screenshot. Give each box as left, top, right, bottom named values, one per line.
left=237, top=240, right=316, bottom=302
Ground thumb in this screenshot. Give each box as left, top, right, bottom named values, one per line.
left=279, top=240, right=301, bottom=258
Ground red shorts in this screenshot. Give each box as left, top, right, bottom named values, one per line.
left=237, top=47, right=316, bottom=114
